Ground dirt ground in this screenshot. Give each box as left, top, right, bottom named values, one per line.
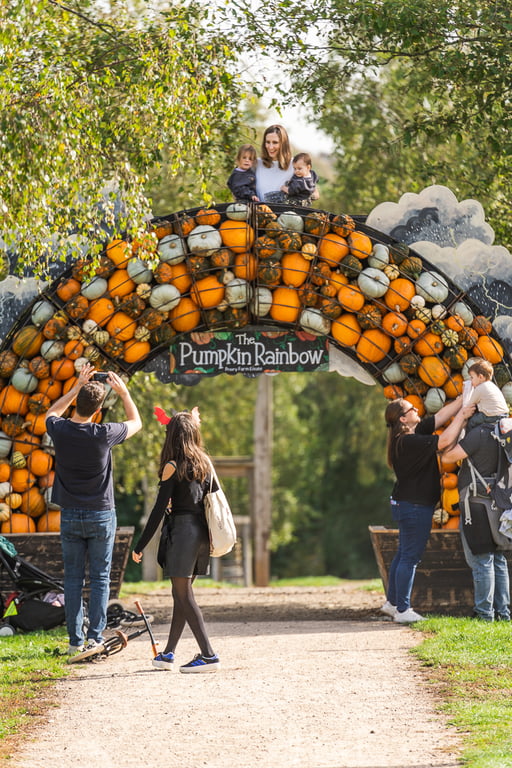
left=5, top=583, right=463, bottom=768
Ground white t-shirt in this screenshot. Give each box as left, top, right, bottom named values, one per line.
left=255, top=158, right=294, bottom=200
left=466, top=381, right=508, bottom=416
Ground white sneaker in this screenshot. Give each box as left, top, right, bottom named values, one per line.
left=380, top=600, right=397, bottom=618
left=66, top=643, right=85, bottom=655
left=394, top=608, right=425, bottom=624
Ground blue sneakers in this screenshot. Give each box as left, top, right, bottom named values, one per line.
left=180, top=653, right=220, bottom=673
left=152, top=651, right=175, bottom=670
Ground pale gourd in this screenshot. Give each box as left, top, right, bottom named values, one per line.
left=81, top=277, right=108, bottom=300
left=424, top=387, right=447, bottom=414
left=149, top=284, right=181, bottom=312
left=415, top=271, right=449, bottom=304
left=0, top=432, right=11, bottom=459
left=382, top=362, right=407, bottom=384
left=127, top=257, right=153, bottom=284
left=367, top=243, right=390, bottom=270
left=0, top=503, right=10, bottom=523
left=225, top=278, right=253, bottom=308
left=357, top=267, right=390, bottom=299
left=300, top=308, right=331, bottom=336
left=0, top=482, right=12, bottom=498
left=11, top=368, right=39, bottom=394
left=431, top=304, right=447, bottom=320
left=250, top=287, right=273, bottom=317
left=226, top=203, right=248, bottom=221
left=158, top=234, right=186, bottom=264
left=452, top=301, right=474, bottom=326
left=73, top=356, right=89, bottom=373
left=40, top=339, right=65, bottom=361
left=277, top=211, right=304, bottom=233
left=501, top=382, right=512, bottom=406
left=82, top=319, right=98, bottom=335
left=187, top=225, right=222, bottom=254
left=31, top=300, right=55, bottom=327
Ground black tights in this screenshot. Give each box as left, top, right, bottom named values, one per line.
left=164, top=576, right=214, bottom=657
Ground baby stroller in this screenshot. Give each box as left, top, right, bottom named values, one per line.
left=0, top=535, right=66, bottom=633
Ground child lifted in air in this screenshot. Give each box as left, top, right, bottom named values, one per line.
left=227, top=144, right=259, bottom=202
left=463, top=359, right=509, bottom=431
left=280, top=152, right=319, bottom=207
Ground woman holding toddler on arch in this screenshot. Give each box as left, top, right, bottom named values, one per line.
left=255, top=124, right=294, bottom=204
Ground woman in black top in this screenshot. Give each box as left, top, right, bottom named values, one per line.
left=382, top=396, right=470, bottom=624
left=132, top=408, right=220, bottom=673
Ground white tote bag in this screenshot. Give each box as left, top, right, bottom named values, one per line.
left=204, top=463, right=237, bottom=557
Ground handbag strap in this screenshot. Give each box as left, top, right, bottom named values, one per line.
left=463, top=457, right=494, bottom=525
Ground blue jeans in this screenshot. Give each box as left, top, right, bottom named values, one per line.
left=60, top=508, right=116, bottom=645
left=387, top=499, right=434, bottom=613
left=460, top=527, right=511, bottom=621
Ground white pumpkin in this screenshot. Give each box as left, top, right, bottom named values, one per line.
left=357, top=267, right=390, bottom=298
left=250, top=287, right=273, bottom=317
left=226, top=203, right=248, bottom=221
left=225, top=278, right=252, bottom=308
left=187, top=225, right=222, bottom=254
left=81, top=276, right=108, bottom=300
left=0, top=481, right=12, bottom=498
left=73, top=356, right=89, bottom=373
left=501, top=382, right=512, bottom=406
left=415, top=271, right=449, bottom=304
left=452, top=301, right=474, bottom=326
left=40, top=339, right=65, bottom=361
left=41, top=433, right=55, bottom=455
left=277, top=211, right=304, bottom=233
left=382, top=362, right=407, bottom=384
left=0, top=432, right=12, bottom=459
left=149, top=284, right=181, bottom=312
left=368, top=243, right=390, bottom=270
left=0, top=503, right=10, bottom=523
left=31, top=299, right=55, bottom=327
left=82, top=318, right=98, bottom=335
left=11, top=368, right=38, bottom=393
left=431, top=304, right=447, bottom=320
left=300, top=308, right=331, bottom=336
left=127, top=257, right=153, bottom=284
left=158, top=234, right=186, bottom=264
left=424, top=387, right=447, bottom=414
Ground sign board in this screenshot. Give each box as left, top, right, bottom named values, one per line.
left=169, top=327, right=330, bottom=378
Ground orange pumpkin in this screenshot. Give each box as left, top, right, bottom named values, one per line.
left=12, top=432, right=41, bottom=456
left=472, top=335, right=504, bottom=364
left=472, top=315, right=492, bottom=336
left=443, top=373, right=464, bottom=399
left=10, top=468, right=36, bottom=493
left=169, top=298, right=201, bottom=333
left=0, top=386, right=30, bottom=416
left=106, top=239, right=131, bottom=268
left=195, top=208, right=221, bottom=227
left=384, top=278, right=416, bottom=312
left=20, top=486, right=46, bottom=517
left=64, top=340, right=85, bottom=360
left=12, top=326, right=44, bottom=359
left=331, top=313, right=362, bottom=348
left=123, top=339, right=151, bottom=364
left=269, top=286, right=301, bottom=324
left=356, top=328, right=392, bottom=364
left=26, top=449, right=53, bottom=477
left=281, top=252, right=311, bottom=288
left=442, top=487, right=459, bottom=515
left=106, top=311, right=136, bottom=342
left=36, top=378, right=63, bottom=400
left=443, top=515, right=460, bottom=529
left=191, top=275, right=225, bottom=309
left=56, top=277, right=81, bottom=303
left=169, top=262, right=193, bottom=294
left=347, top=231, right=372, bottom=259
left=42, top=314, right=68, bottom=340
left=50, top=357, right=76, bottom=381
left=28, top=392, right=51, bottom=415
left=108, top=269, right=136, bottom=299
left=24, top=411, right=48, bottom=436
left=417, top=356, right=451, bottom=388
left=413, top=332, right=444, bottom=357
left=36, top=510, right=61, bottom=532
left=233, top=252, right=257, bottom=282
left=0, top=462, right=11, bottom=483
left=383, top=384, right=405, bottom=400
left=38, top=470, right=55, bottom=490
left=337, top=284, right=365, bottom=312
left=318, top=233, right=349, bottom=267
left=407, top=318, right=427, bottom=340
left=86, top=297, right=116, bottom=327
left=381, top=311, right=408, bottom=338
left=1, top=512, right=36, bottom=533
left=442, top=472, right=458, bottom=490
left=219, top=220, right=255, bottom=253
left=28, top=356, right=51, bottom=379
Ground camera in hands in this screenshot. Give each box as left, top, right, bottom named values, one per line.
left=93, top=372, right=109, bottom=382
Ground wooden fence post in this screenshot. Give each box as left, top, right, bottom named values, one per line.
left=253, top=374, right=273, bottom=586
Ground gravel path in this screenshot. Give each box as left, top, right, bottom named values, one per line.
left=7, top=585, right=462, bottom=768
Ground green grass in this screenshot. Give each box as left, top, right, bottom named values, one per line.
left=411, top=616, right=512, bottom=767
left=0, top=627, right=70, bottom=743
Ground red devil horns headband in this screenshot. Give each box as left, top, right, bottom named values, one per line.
left=154, top=406, right=172, bottom=425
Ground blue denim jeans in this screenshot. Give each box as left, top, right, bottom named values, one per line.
left=460, top=527, right=511, bottom=621
left=60, top=508, right=116, bottom=645
left=387, top=499, right=434, bottom=613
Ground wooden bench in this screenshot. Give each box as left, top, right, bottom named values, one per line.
left=0, top=527, right=134, bottom=600
left=369, top=525, right=512, bottom=615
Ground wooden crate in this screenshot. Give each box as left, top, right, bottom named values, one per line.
left=0, top=527, right=134, bottom=600
left=369, top=525, right=512, bottom=615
